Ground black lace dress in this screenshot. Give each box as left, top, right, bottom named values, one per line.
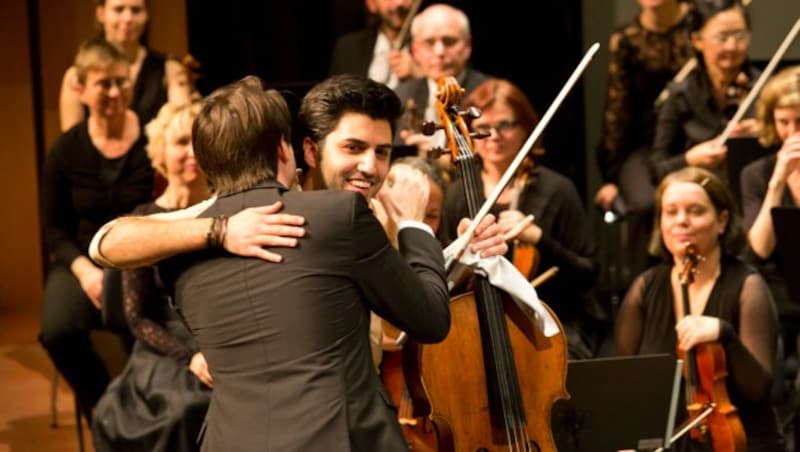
left=598, top=14, right=694, bottom=281
left=92, top=202, right=210, bottom=452
left=598, top=14, right=694, bottom=187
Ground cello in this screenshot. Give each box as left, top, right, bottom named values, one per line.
left=403, top=77, right=569, bottom=451
left=676, top=243, right=746, bottom=452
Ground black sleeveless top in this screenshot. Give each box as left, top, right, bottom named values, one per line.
left=621, top=257, right=784, bottom=451
left=131, top=49, right=168, bottom=127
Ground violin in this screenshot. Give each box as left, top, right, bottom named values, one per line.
left=370, top=197, right=439, bottom=451
left=722, top=71, right=752, bottom=120
left=676, top=243, right=746, bottom=452
left=402, top=77, right=568, bottom=451
left=508, top=158, right=541, bottom=280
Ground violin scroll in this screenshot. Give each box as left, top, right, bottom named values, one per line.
left=679, top=243, right=701, bottom=285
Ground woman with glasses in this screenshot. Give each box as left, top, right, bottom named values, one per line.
left=650, top=0, right=760, bottom=182
left=59, top=0, right=191, bottom=131
left=441, top=78, right=602, bottom=359
left=39, top=37, right=154, bottom=420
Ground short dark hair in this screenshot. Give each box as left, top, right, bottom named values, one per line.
left=649, top=167, right=745, bottom=257
left=298, top=74, right=401, bottom=153
left=192, top=75, right=292, bottom=194
left=690, top=0, right=750, bottom=32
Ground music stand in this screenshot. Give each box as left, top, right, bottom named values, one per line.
left=771, top=207, right=800, bottom=306
left=550, top=354, right=678, bottom=452
left=726, top=137, right=772, bottom=208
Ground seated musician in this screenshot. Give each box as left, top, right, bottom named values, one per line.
left=92, top=101, right=211, bottom=452
left=441, top=78, right=602, bottom=359
left=616, top=166, right=784, bottom=451
left=649, top=0, right=759, bottom=182
left=740, top=65, right=800, bottom=373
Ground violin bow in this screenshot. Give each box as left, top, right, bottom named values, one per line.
left=716, top=17, right=800, bottom=146
left=393, top=0, right=423, bottom=50
left=445, top=42, right=601, bottom=268
left=654, top=58, right=697, bottom=109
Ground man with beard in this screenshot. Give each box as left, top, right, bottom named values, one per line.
left=329, top=0, right=418, bottom=89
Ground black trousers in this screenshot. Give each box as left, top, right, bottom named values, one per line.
left=618, top=148, right=658, bottom=283
left=39, top=264, right=110, bottom=418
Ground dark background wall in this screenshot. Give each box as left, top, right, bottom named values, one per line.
left=186, top=0, right=588, bottom=197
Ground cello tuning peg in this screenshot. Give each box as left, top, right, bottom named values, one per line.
left=427, top=146, right=446, bottom=160
left=459, top=106, right=481, bottom=119
left=471, top=130, right=490, bottom=140
left=420, top=121, right=440, bottom=136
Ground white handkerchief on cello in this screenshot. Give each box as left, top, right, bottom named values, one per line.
left=442, top=241, right=561, bottom=338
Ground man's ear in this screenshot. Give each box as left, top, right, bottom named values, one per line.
left=303, top=137, right=318, bottom=169
left=95, top=4, right=105, bottom=26
left=691, top=31, right=704, bottom=53
left=277, top=139, right=291, bottom=164
left=74, top=78, right=87, bottom=104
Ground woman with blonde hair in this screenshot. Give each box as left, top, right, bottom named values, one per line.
left=740, top=65, right=800, bottom=394
left=92, top=100, right=211, bottom=452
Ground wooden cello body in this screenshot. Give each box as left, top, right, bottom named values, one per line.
left=401, top=76, right=568, bottom=451
left=404, top=291, right=568, bottom=451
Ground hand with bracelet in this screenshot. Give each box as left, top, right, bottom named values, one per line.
left=92, top=200, right=306, bottom=269
left=221, top=202, right=306, bottom=262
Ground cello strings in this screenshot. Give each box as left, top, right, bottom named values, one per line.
left=454, top=130, right=525, bottom=451
left=454, top=133, right=516, bottom=446
left=456, top=132, right=530, bottom=451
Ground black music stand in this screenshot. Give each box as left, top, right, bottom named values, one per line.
left=726, top=137, right=772, bottom=208
left=771, top=207, right=800, bottom=306
left=550, top=354, right=678, bottom=452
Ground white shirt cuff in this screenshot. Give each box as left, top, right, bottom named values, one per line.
left=397, top=220, right=434, bottom=237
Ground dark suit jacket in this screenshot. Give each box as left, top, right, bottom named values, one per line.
left=161, top=180, right=450, bottom=452
left=329, top=27, right=379, bottom=77
left=393, top=68, right=489, bottom=127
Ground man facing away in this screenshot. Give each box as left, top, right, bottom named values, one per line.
left=154, top=76, right=450, bottom=451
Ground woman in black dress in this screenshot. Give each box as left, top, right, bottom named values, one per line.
left=93, top=100, right=211, bottom=452
left=442, top=78, right=601, bottom=359
left=595, top=0, right=694, bottom=280
left=740, top=65, right=800, bottom=397
left=59, top=0, right=190, bottom=131
left=616, top=166, right=784, bottom=451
